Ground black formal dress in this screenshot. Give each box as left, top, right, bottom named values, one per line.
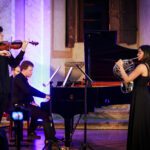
left=127, top=63, right=150, bottom=150
left=4, top=75, right=15, bottom=113
left=0, top=51, right=24, bottom=121
left=12, top=73, right=56, bottom=141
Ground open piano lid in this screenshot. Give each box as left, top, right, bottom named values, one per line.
left=84, top=31, right=137, bottom=81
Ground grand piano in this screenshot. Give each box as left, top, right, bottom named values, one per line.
left=41, top=31, right=137, bottom=147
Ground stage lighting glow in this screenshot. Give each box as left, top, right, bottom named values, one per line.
left=12, top=112, right=24, bottom=121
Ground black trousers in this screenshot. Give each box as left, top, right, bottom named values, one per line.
left=27, top=104, right=56, bottom=140
left=0, top=128, right=9, bottom=150
left=0, top=95, right=9, bottom=122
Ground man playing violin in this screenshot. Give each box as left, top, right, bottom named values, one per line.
left=0, top=26, right=28, bottom=122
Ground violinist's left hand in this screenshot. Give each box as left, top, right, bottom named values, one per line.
left=21, top=41, right=29, bottom=52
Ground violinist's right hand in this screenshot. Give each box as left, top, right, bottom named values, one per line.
left=0, top=50, right=11, bottom=57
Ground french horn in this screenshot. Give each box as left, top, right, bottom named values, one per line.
left=113, top=57, right=138, bottom=93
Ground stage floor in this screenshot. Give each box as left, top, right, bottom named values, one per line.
left=7, top=128, right=127, bottom=150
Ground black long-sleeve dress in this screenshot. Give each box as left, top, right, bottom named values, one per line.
left=0, top=51, right=24, bottom=121
left=127, top=63, right=150, bottom=150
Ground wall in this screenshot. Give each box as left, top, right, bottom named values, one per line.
left=0, top=0, right=51, bottom=104
left=1, top=0, right=150, bottom=102
left=50, top=0, right=84, bottom=85
left=138, top=0, right=150, bottom=45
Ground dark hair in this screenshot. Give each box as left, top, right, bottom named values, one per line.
left=11, top=65, right=20, bottom=71
left=139, top=45, right=150, bottom=63
left=0, top=26, right=3, bottom=32
left=20, top=60, right=34, bottom=71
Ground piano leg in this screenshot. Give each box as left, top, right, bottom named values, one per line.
left=64, top=118, right=73, bottom=148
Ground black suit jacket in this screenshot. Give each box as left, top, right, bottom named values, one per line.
left=12, top=73, right=46, bottom=105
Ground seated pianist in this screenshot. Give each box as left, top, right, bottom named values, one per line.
left=11, top=60, right=58, bottom=146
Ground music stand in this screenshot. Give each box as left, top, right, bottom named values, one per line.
left=76, top=64, right=94, bottom=150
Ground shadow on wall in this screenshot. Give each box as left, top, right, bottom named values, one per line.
left=65, top=61, right=85, bottom=81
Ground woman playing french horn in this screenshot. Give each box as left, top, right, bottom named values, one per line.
left=116, top=45, right=150, bottom=150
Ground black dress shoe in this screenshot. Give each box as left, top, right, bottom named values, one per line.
left=55, top=137, right=65, bottom=142
left=44, top=139, right=60, bottom=150
left=28, top=132, right=41, bottom=140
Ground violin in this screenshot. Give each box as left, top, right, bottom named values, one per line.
left=0, top=40, right=39, bottom=50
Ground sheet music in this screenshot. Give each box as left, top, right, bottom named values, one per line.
left=62, top=67, right=73, bottom=87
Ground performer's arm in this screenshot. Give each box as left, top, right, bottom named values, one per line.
left=8, top=41, right=28, bottom=67
left=14, top=77, right=46, bottom=98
